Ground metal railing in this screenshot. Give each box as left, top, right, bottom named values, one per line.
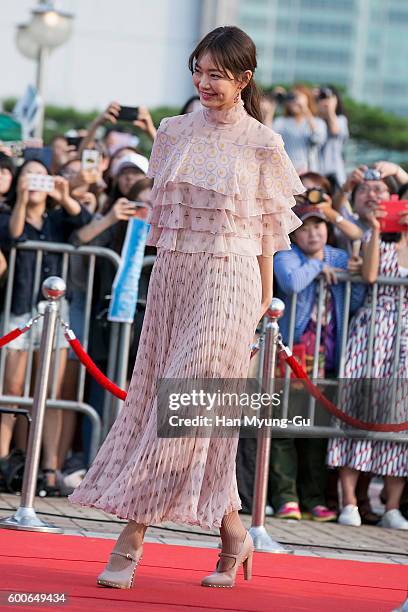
left=0, top=241, right=126, bottom=461
left=275, top=271, right=408, bottom=442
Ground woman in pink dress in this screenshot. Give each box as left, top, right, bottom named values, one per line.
left=68, top=26, right=304, bottom=589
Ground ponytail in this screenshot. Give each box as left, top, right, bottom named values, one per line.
left=242, top=79, right=263, bottom=124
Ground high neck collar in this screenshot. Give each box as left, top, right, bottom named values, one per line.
left=202, top=98, right=247, bottom=128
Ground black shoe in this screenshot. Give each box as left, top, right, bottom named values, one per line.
left=358, top=506, right=382, bottom=525
left=38, top=469, right=63, bottom=498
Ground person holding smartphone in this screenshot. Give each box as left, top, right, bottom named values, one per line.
left=0, top=160, right=92, bottom=495
left=78, top=102, right=157, bottom=156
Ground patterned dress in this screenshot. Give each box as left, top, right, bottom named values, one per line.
left=68, top=100, right=304, bottom=529
left=327, top=241, right=408, bottom=477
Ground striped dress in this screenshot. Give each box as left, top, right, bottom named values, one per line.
left=327, top=241, right=408, bottom=477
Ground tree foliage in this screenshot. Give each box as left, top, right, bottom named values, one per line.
left=2, top=96, right=408, bottom=156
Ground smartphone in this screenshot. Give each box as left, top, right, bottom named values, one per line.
left=23, top=146, right=53, bottom=171
left=66, top=135, right=82, bottom=148
left=128, top=201, right=149, bottom=210
left=27, top=173, right=55, bottom=193
left=81, top=149, right=100, bottom=172
left=117, top=106, right=139, bottom=122
left=6, top=141, right=25, bottom=158
left=379, top=197, right=408, bottom=233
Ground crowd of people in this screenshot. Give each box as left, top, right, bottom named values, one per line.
left=0, top=83, right=407, bottom=530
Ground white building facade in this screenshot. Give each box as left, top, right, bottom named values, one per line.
left=1, top=0, right=407, bottom=115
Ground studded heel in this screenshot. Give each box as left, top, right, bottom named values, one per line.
left=97, top=547, right=143, bottom=589
left=201, top=531, right=254, bottom=588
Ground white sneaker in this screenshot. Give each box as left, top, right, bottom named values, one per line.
left=380, top=509, right=408, bottom=530
left=338, top=504, right=361, bottom=526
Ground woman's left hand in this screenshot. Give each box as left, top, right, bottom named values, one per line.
left=259, top=297, right=272, bottom=321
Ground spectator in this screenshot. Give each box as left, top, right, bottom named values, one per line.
left=0, top=152, right=15, bottom=210
left=315, top=86, right=349, bottom=188
left=298, top=172, right=362, bottom=244
left=273, top=84, right=327, bottom=174
left=59, top=157, right=103, bottom=214
left=0, top=159, right=92, bottom=495
left=327, top=198, right=408, bottom=529
left=271, top=202, right=366, bottom=521
left=332, top=163, right=400, bottom=253
left=79, top=102, right=156, bottom=156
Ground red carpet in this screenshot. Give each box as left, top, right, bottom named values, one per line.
left=0, top=530, right=407, bottom=611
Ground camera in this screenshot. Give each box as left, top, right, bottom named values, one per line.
left=117, top=106, right=139, bottom=122
left=317, top=87, right=333, bottom=100
left=272, top=90, right=296, bottom=104
left=305, top=188, right=325, bottom=205
left=363, top=168, right=381, bottom=181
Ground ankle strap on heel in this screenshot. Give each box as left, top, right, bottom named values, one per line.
left=111, top=551, right=136, bottom=562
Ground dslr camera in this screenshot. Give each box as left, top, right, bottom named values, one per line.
left=272, top=89, right=296, bottom=105
left=317, top=87, right=333, bottom=100
left=305, top=188, right=326, bottom=205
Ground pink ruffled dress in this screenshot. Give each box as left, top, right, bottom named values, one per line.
left=68, top=100, right=304, bottom=529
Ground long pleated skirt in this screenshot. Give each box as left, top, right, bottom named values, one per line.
left=68, top=247, right=262, bottom=529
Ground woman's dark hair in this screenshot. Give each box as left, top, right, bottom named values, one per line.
left=111, top=177, right=153, bottom=254
left=188, top=26, right=263, bottom=123
left=180, top=95, right=200, bottom=115
left=8, top=159, right=57, bottom=209
left=0, top=152, right=16, bottom=177
left=299, top=171, right=333, bottom=196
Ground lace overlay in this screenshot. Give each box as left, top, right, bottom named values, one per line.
left=147, top=100, right=305, bottom=257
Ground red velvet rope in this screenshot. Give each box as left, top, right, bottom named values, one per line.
left=66, top=336, right=127, bottom=400
left=0, top=327, right=24, bottom=348
left=280, top=350, right=408, bottom=432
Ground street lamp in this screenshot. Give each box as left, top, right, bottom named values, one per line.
left=15, top=1, right=74, bottom=138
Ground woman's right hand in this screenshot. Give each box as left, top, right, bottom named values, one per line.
left=322, top=264, right=343, bottom=285
left=108, top=198, right=139, bottom=222
left=96, top=101, right=121, bottom=126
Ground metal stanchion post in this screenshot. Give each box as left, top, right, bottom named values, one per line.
left=0, top=277, right=66, bottom=533
left=249, top=297, right=289, bottom=553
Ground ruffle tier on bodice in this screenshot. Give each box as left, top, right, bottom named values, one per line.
left=146, top=111, right=305, bottom=257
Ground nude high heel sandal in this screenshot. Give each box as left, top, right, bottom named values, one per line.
left=97, top=547, right=143, bottom=589
left=201, top=531, right=254, bottom=588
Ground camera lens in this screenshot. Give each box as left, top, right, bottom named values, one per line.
left=306, top=188, right=324, bottom=204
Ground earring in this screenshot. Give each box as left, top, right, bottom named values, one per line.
left=234, top=89, right=241, bottom=104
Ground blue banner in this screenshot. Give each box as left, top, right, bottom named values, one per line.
left=108, top=218, right=150, bottom=323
